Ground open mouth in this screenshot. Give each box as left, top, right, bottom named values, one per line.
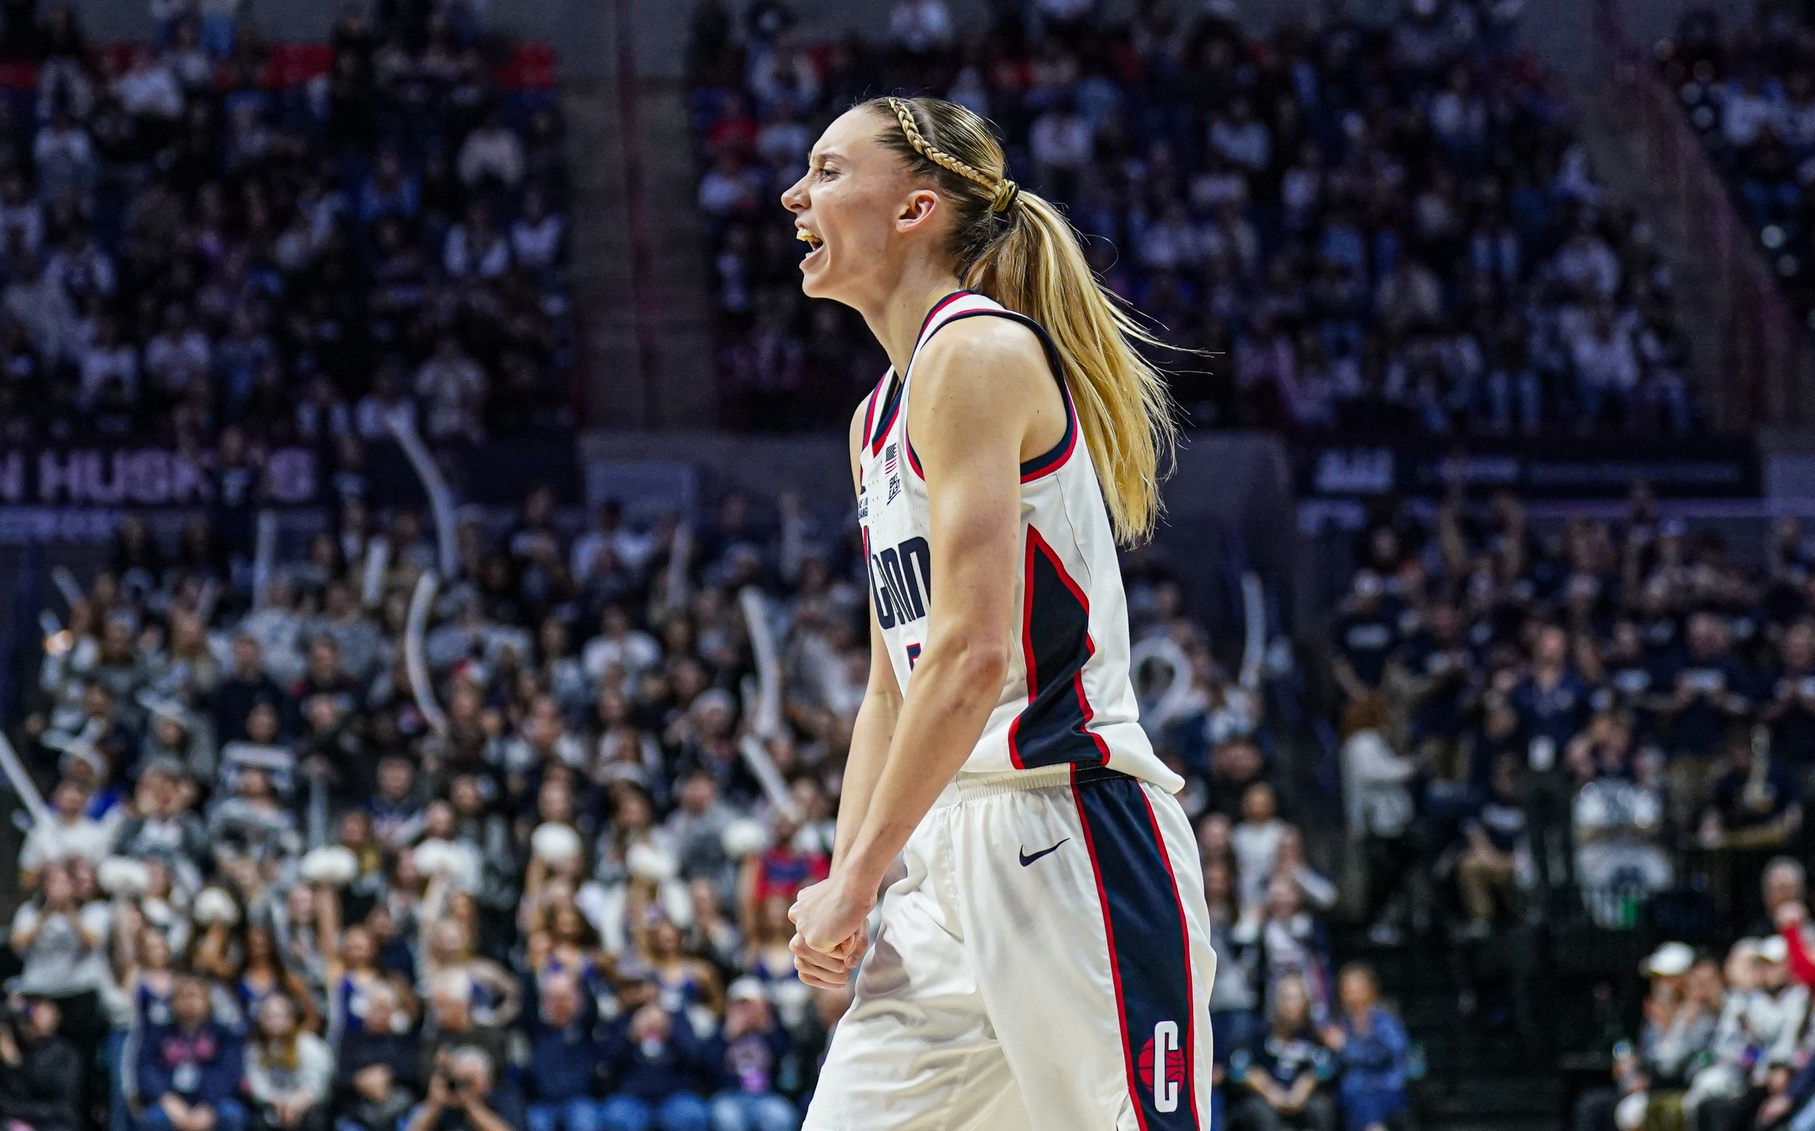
left=796, top=228, right=824, bottom=255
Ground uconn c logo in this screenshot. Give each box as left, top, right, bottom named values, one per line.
left=870, top=536, right=931, bottom=630
left=1140, top=1021, right=1183, bottom=1114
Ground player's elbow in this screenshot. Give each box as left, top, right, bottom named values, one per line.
left=939, top=633, right=1011, bottom=692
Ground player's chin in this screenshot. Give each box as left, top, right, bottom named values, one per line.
left=797, top=250, right=834, bottom=297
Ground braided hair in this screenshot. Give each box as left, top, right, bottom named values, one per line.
left=861, top=95, right=1176, bottom=544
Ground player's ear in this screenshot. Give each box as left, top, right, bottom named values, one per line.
left=896, top=188, right=939, bottom=236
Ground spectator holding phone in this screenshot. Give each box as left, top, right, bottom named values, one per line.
left=402, top=1047, right=524, bottom=1131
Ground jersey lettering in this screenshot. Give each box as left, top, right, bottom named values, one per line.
left=869, top=536, right=932, bottom=628
left=865, top=529, right=896, bottom=630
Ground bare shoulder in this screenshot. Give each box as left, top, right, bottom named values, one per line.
left=914, top=315, right=1049, bottom=398
left=910, top=314, right=1054, bottom=435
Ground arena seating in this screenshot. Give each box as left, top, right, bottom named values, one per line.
left=0, top=0, right=570, bottom=455
left=1660, top=4, right=1815, bottom=327
left=687, top=0, right=1701, bottom=437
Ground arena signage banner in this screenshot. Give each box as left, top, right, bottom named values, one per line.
left=0, top=445, right=317, bottom=507
left=1293, top=437, right=1762, bottom=500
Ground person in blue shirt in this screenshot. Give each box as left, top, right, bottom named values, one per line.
left=1762, top=620, right=1815, bottom=779
left=525, top=974, right=603, bottom=1131
left=135, top=975, right=247, bottom=1131
left=1456, top=755, right=1527, bottom=939
left=1509, top=625, right=1592, bottom=755
left=1505, top=624, right=1593, bottom=894
left=1662, top=612, right=1755, bottom=796
left=1700, top=726, right=1802, bottom=851
left=1321, top=963, right=1410, bottom=1131
left=703, top=978, right=796, bottom=1131
left=1229, top=974, right=1337, bottom=1131
left=599, top=1002, right=709, bottom=1131
left=1332, top=572, right=1401, bottom=702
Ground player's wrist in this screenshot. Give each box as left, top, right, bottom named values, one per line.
left=830, top=856, right=884, bottom=908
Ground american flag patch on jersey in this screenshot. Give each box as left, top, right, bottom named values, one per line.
left=884, top=443, right=898, bottom=474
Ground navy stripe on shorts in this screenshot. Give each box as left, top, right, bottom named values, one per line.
left=1071, top=770, right=1202, bottom=1131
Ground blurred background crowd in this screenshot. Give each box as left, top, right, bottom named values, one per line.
left=0, top=0, right=571, bottom=454
left=686, top=0, right=1699, bottom=436
left=12, top=0, right=1815, bottom=1129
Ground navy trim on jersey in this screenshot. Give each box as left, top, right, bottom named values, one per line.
left=870, top=291, right=975, bottom=456
left=1071, top=771, right=1203, bottom=1131
left=899, top=306, right=1077, bottom=482
left=1007, top=526, right=1111, bottom=770
left=1019, top=382, right=1077, bottom=483
left=858, top=376, right=886, bottom=487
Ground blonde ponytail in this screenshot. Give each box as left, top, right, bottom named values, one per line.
left=870, top=96, right=1177, bottom=545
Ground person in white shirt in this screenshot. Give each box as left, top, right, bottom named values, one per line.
left=114, top=45, right=183, bottom=120
left=1232, top=781, right=1289, bottom=911
left=1723, top=73, right=1780, bottom=150
left=9, top=861, right=110, bottom=1003
left=443, top=203, right=511, bottom=279
left=1208, top=97, right=1272, bottom=172
left=1550, top=227, right=1622, bottom=299
left=1748, top=937, right=1808, bottom=1082
left=414, top=335, right=487, bottom=442
left=245, top=993, right=334, bottom=1127
left=4, top=253, right=76, bottom=361
left=1028, top=103, right=1093, bottom=197
left=887, top=0, right=952, bottom=54
left=581, top=604, right=662, bottom=683
left=33, top=110, right=95, bottom=208
left=456, top=110, right=525, bottom=189
left=570, top=500, right=655, bottom=582
left=76, top=312, right=138, bottom=408
left=18, top=780, right=113, bottom=885
left=1571, top=304, right=1640, bottom=424
left=1340, top=695, right=1418, bottom=945
left=508, top=186, right=563, bottom=272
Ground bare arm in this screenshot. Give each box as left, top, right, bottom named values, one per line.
left=831, top=401, right=905, bottom=872
left=790, top=319, right=1059, bottom=979
left=315, top=882, right=341, bottom=980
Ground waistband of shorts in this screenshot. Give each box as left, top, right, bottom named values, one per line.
left=934, top=764, right=1132, bottom=806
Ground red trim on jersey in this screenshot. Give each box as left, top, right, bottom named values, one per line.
left=1071, top=766, right=1151, bottom=1131
left=1138, top=787, right=1204, bottom=1127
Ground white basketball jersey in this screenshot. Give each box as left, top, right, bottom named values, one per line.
left=856, top=291, right=1183, bottom=792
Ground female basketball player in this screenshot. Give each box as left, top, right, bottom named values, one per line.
left=780, top=96, right=1218, bottom=1131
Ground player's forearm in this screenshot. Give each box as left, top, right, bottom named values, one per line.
left=838, top=639, right=1006, bottom=889
left=832, top=691, right=898, bottom=869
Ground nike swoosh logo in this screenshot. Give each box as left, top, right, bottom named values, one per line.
left=1019, top=838, right=1070, bottom=867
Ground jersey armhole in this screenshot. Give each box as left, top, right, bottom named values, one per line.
left=902, top=308, right=1078, bottom=483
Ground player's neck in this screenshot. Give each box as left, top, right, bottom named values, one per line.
left=862, top=264, right=966, bottom=376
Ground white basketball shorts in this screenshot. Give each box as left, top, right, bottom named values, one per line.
left=803, top=764, right=1217, bottom=1131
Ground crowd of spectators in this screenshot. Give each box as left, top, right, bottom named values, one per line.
left=0, top=462, right=1421, bottom=1131
left=1317, top=481, right=1815, bottom=1128
left=1330, top=486, right=1815, bottom=952
left=1330, top=480, right=1815, bottom=1005
left=1567, top=877, right=1815, bottom=1131
left=1661, top=1, right=1815, bottom=328
left=0, top=0, right=570, bottom=452
left=687, top=0, right=1700, bottom=436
